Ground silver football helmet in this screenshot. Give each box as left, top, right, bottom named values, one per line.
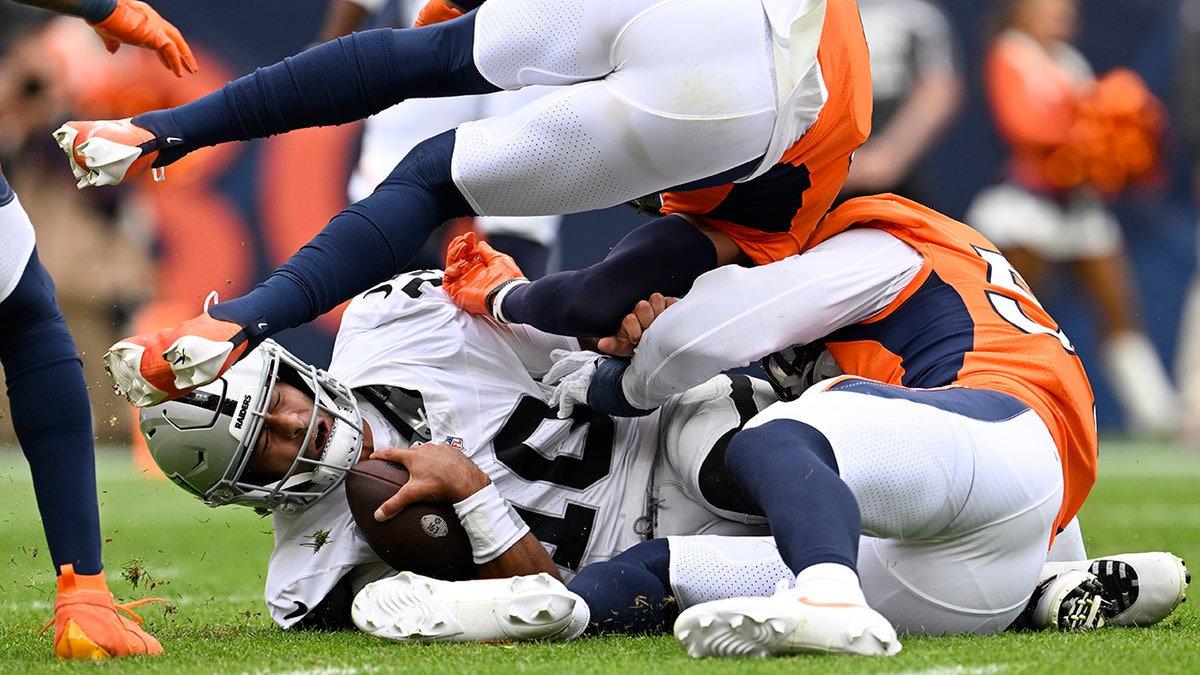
left=761, top=342, right=843, bottom=401
left=139, top=339, right=363, bottom=513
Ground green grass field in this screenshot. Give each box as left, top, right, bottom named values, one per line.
left=2, top=438, right=1198, bottom=674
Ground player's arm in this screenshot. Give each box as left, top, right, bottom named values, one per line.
left=576, top=229, right=925, bottom=415
left=369, top=444, right=561, bottom=579
left=15, top=0, right=198, bottom=77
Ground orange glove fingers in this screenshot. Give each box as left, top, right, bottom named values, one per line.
left=414, top=0, right=466, bottom=28
left=90, top=0, right=198, bottom=76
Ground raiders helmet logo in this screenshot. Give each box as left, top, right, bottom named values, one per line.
left=420, top=514, right=450, bottom=538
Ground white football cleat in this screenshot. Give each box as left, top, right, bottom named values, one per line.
left=352, top=572, right=580, bottom=643
left=673, top=585, right=900, bottom=659
left=1021, top=569, right=1110, bottom=631
left=1044, top=552, right=1190, bottom=627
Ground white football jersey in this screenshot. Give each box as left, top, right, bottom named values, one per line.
left=266, top=270, right=660, bottom=627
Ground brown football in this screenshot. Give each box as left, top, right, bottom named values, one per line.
left=345, top=459, right=477, bottom=581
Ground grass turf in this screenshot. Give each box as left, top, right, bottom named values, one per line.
left=1, top=437, right=1197, bottom=673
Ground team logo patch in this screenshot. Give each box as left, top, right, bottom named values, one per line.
left=443, top=436, right=464, bottom=450
left=420, top=514, right=450, bottom=539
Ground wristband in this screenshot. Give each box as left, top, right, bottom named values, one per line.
left=76, top=0, right=119, bottom=24
left=487, top=278, right=529, bottom=325
left=453, top=483, right=530, bottom=564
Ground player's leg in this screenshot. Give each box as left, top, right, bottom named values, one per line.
left=568, top=535, right=794, bottom=635
left=673, top=392, right=899, bottom=657
left=788, top=381, right=1068, bottom=634
left=651, top=374, right=777, bottom=537
left=0, top=182, right=161, bottom=658
left=99, top=0, right=779, bottom=403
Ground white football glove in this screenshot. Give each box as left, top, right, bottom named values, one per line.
left=544, top=349, right=608, bottom=419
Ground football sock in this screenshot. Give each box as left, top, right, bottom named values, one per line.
left=501, top=215, right=719, bottom=336
left=567, top=538, right=674, bottom=635
left=725, top=420, right=860, bottom=573
left=133, top=19, right=497, bottom=166
left=208, top=130, right=472, bottom=336
left=0, top=252, right=102, bottom=576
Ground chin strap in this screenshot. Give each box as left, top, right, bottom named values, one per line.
left=355, top=385, right=432, bottom=444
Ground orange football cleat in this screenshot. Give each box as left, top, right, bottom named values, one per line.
left=443, top=232, right=528, bottom=322
left=52, top=118, right=166, bottom=188
left=41, top=564, right=163, bottom=660
left=104, top=311, right=249, bottom=407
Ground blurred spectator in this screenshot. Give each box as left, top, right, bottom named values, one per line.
left=315, top=0, right=562, bottom=279
left=1171, top=0, right=1200, bottom=444
left=0, top=17, right=154, bottom=443
left=836, top=0, right=964, bottom=206
left=965, top=0, right=1181, bottom=437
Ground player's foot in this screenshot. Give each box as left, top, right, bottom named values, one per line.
left=41, top=565, right=163, bottom=660
left=1046, top=552, right=1190, bottom=627
left=673, top=584, right=901, bottom=658
left=351, top=571, right=580, bottom=643
left=104, top=312, right=249, bottom=407
left=52, top=118, right=179, bottom=188
left=1018, top=568, right=1111, bottom=631
left=443, top=232, right=528, bottom=322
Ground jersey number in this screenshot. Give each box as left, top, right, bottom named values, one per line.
left=974, top=245, right=1075, bottom=353
left=493, top=396, right=617, bottom=571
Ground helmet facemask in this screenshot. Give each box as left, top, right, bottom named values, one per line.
left=760, top=342, right=842, bottom=401
left=140, top=339, right=363, bottom=514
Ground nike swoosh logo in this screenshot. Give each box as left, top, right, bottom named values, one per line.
left=257, top=322, right=269, bottom=331
left=365, top=284, right=393, bottom=299
left=283, top=601, right=309, bottom=620
left=166, top=137, right=183, bottom=144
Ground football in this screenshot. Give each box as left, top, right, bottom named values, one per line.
left=345, top=459, right=477, bottom=581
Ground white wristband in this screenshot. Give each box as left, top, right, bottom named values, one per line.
left=453, top=483, right=530, bottom=564
left=489, top=278, right=530, bottom=324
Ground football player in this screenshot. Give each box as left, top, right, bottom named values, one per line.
left=1, top=0, right=194, bottom=660
left=530, top=193, right=1191, bottom=657
left=52, top=0, right=875, bottom=407
left=138, top=266, right=1189, bottom=647
left=137, top=268, right=786, bottom=640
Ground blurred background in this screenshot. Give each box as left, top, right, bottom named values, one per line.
left=0, top=0, right=1196, bottom=444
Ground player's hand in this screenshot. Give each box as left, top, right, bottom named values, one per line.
left=89, top=0, right=198, bottom=77
left=368, top=444, right=491, bottom=521
left=413, top=0, right=465, bottom=27
left=443, top=232, right=528, bottom=320
left=596, top=293, right=677, bottom=357
left=544, top=349, right=606, bottom=418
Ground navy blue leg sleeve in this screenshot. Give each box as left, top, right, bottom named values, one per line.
left=134, top=18, right=498, bottom=165
left=725, top=420, right=860, bottom=574
left=567, top=538, right=675, bottom=635
left=208, top=130, right=471, bottom=335
left=502, top=215, right=719, bottom=336
left=0, top=251, right=102, bottom=575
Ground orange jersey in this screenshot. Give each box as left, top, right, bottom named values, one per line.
left=814, top=195, right=1099, bottom=538
left=657, top=0, right=873, bottom=265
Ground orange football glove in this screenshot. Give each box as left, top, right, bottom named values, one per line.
left=443, top=232, right=528, bottom=321
left=41, top=565, right=163, bottom=660
left=89, top=0, right=198, bottom=77
left=414, top=0, right=465, bottom=27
